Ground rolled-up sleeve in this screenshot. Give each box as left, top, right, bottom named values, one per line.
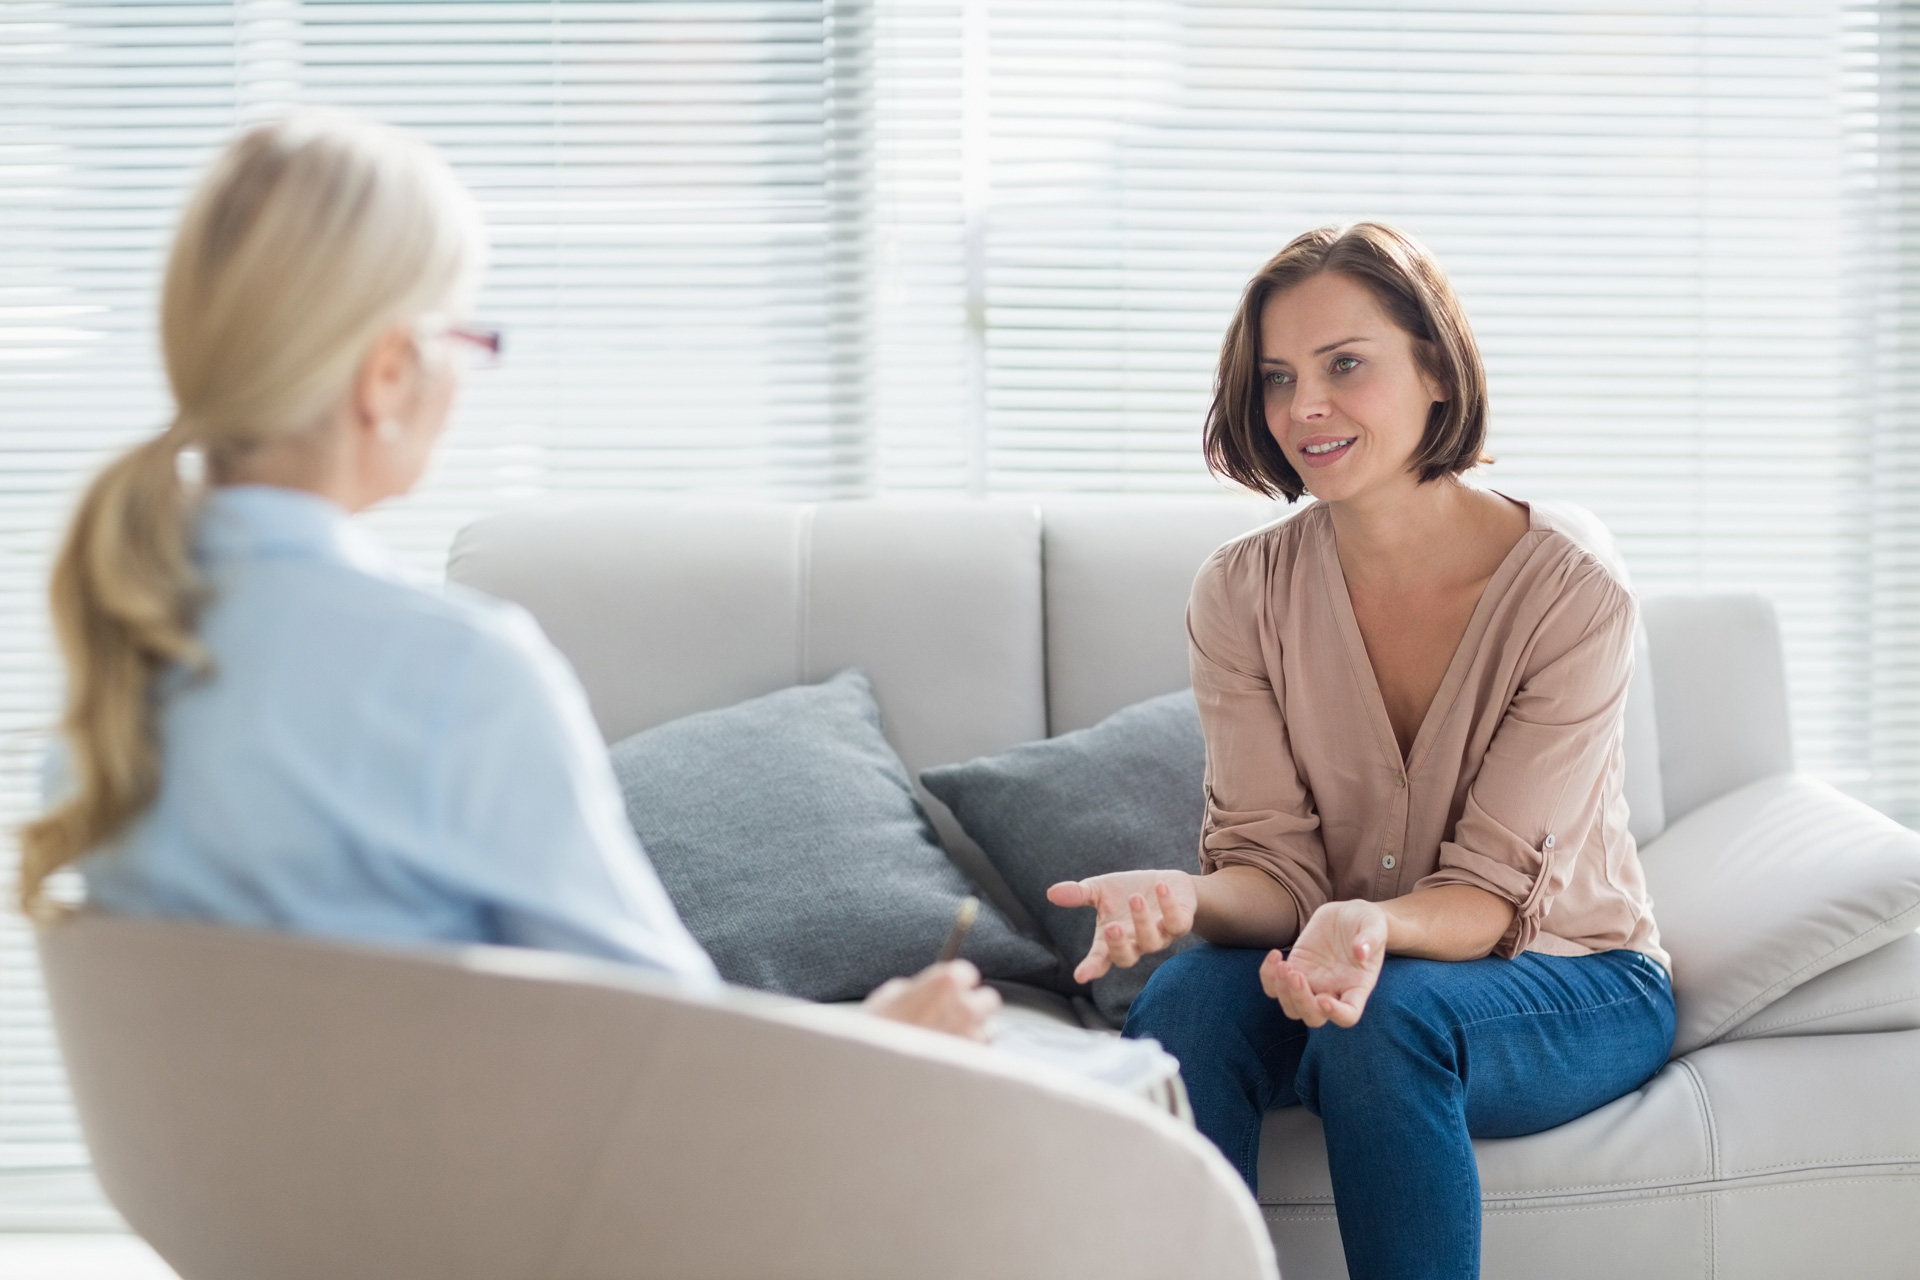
left=1188, top=547, right=1333, bottom=929
left=1414, top=570, right=1635, bottom=958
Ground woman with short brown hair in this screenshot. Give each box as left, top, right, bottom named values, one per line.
left=1050, top=223, right=1673, bottom=1280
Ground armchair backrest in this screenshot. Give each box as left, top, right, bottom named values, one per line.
left=39, top=914, right=1272, bottom=1280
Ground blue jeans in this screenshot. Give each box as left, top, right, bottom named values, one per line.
left=1124, top=944, right=1674, bottom=1280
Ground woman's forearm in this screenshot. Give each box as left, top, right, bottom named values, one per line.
left=1378, top=884, right=1516, bottom=961
left=1190, top=865, right=1300, bottom=949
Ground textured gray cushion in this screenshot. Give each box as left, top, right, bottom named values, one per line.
left=922, top=690, right=1205, bottom=1024
left=608, top=669, right=1054, bottom=1002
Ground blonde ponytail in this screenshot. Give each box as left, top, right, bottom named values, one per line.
left=20, top=429, right=206, bottom=914
left=19, top=111, right=483, bottom=914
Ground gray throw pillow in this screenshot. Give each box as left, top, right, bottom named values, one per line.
left=922, top=690, right=1205, bottom=1024
left=608, top=668, right=1055, bottom=1002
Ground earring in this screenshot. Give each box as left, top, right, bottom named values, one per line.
left=375, top=418, right=401, bottom=443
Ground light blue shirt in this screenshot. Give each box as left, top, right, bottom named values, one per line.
left=79, top=485, right=722, bottom=992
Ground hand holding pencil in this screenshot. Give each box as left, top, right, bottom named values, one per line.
left=862, top=896, right=1003, bottom=1041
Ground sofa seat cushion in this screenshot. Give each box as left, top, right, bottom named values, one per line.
left=609, top=669, right=1055, bottom=1001
left=1637, top=772, right=1920, bottom=1054
left=1257, top=1028, right=1920, bottom=1206
left=1258, top=1050, right=1710, bottom=1208
left=1718, top=928, right=1920, bottom=1043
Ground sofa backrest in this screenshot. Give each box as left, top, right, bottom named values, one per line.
left=1641, top=594, right=1794, bottom=824
left=448, top=499, right=1790, bottom=845
left=448, top=500, right=1047, bottom=777
left=1038, top=498, right=1283, bottom=732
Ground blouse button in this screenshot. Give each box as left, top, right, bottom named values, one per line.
left=1382, top=855, right=1397, bottom=870
left=1544, top=834, right=1556, bottom=851
left=1396, top=773, right=1406, bottom=789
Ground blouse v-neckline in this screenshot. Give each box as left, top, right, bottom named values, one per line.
left=1317, top=499, right=1543, bottom=774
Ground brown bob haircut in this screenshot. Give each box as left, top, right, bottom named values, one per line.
left=1203, top=222, right=1490, bottom=502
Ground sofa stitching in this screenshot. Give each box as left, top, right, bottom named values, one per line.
left=1673, top=1055, right=1718, bottom=1274
left=1715, top=1174, right=1920, bottom=1197
left=1265, top=1169, right=1705, bottom=1202
left=1483, top=1196, right=1720, bottom=1218
left=1260, top=1171, right=1920, bottom=1222
left=1477, top=1173, right=1920, bottom=1218
left=1255, top=1152, right=1920, bottom=1206
left=1701, top=902, right=1920, bottom=1046
left=1720, top=987, right=1920, bottom=1040
left=1705, top=1169, right=1725, bottom=1280
left=1718, top=1153, right=1920, bottom=1176
left=1677, top=1057, right=1720, bottom=1179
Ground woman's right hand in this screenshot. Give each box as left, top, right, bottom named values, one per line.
left=1046, top=870, right=1198, bottom=983
left=863, top=960, right=1002, bottom=1041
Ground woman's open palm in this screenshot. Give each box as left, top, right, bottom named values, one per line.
left=1046, top=870, right=1197, bottom=983
left=1262, top=899, right=1388, bottom=1027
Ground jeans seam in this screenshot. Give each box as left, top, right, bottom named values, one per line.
left=1401, top=952, right=1669, bottom=1039
left=1435, top=985, right=1662, bottom=1038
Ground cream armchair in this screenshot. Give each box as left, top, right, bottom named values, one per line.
left=38, top=913, right=1272, bottom=1280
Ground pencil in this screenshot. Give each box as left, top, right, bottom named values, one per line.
left=938, top=895, right=980, bottom=963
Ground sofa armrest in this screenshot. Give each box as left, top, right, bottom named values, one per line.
left=1640, top=773, right=1920, bottom=1055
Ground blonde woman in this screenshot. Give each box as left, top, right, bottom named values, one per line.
left=23, top=112, right=994, bottom=1040
left=1049, top=225, right=1674, bottom=1279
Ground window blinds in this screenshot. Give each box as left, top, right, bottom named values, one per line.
left=0, top=0, right=860, bottom=1228
left=0, top=0, right=1905, bottom=1230
left=1862, top=0, right=1920, bottom=826
left=972, top=0, right=1862, bottom=791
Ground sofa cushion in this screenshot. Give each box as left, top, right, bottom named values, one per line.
left=1258, top=1047, right=1714, bottom=1208
left=922, top=690, right=1206, bottom=1024
left=1638, top=772, right=1920, bottom=1055
left=608, top=669, right=1055, bottom=1001
left=1717, top=928, right=1920, bottom=1043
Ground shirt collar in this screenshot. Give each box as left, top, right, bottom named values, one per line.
left=195, top=485, right=400, bottom=578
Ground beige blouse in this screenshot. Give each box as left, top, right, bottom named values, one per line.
left=1188, top=498, right=1668, bottom=970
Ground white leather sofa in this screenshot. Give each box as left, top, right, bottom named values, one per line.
left=40, top=498, right=1920, bottom=1279
left=443, top=498, right=1920, bottom=1279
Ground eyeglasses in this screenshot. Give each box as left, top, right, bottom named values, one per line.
left=446, top=323, right=505, bottom=370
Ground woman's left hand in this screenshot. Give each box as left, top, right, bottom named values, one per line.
left=1261, top=899, right=1388, bottom=1027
